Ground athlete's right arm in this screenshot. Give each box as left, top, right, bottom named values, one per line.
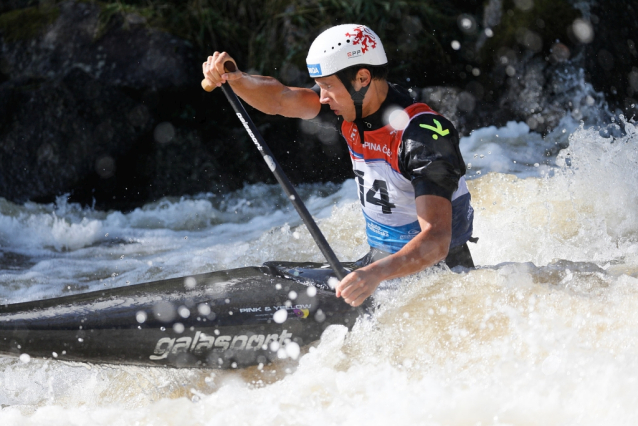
left=202, top=52, right=321, bottom=120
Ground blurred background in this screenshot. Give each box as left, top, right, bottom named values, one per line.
left=0, top=0, right=636, bottom=211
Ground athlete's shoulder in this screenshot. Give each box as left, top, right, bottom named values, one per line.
left=404, top=110, right=457, bottom=144
left=397, top=106, right=465, bottom=200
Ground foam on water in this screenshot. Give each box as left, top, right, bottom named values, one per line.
left=460, top=117, right=576, bottom=178
left=1, top=114, right=638, bottom=423
left=470, top=117, right=638, bottom=266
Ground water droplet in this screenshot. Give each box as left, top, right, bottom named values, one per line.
left=273, top=309, right=288, bottom=324
left=198, top=304, right=211, bottom=316
left=572, top=19, right=594, bottom=44
left=178, top=306, right=190, bottom=318
left=328, top=277, right=339, bottom=289
left=184, top=277, right=197, bottom=289
left=286, top=342, right=301, bottom=360
left=136, top=311, right=147, bottom=323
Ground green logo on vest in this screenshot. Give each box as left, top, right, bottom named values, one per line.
left=419, top=119, right=449, bottom=140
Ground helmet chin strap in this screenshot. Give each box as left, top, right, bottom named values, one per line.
left=349, top=84, right=369, bottom=121
left=336, top=71, right=370, bottom=143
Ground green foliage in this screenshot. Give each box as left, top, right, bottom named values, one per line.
left=0, top=4, right=60, bottom=42
left=90, top=0, right=464, bottom=86
left=0, top=0, right=487, bottom=87
left=94, top=0, right=155, bottom=39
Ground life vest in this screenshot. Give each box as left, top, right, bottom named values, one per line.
left=342, top=103, right=472, bottom=253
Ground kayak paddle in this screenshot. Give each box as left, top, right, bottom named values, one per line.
left=201, top=63, right=349, bottom=281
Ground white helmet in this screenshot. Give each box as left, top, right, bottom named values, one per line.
left=306, top=24, right=387, bottom=78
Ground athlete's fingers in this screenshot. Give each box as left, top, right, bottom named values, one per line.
left=340, top=274, right=368, bottom=302
left=213, top=52, right=228, bottom=74
left=347, top=291, right=370, bottom=307
left=336, top=271, right=359, bottom=298
left=205, top=65, right=224, bottom=87
left=340, top=279, right=363, bottom=301
left=204, top=54, right=217, bottom=73
left=342, top=281, right=370, bottom=305
left=203, top=54, right=224, bottom=83
left=214, top=52, right=240, bottom=80
left=335, top=273, right=347, bottom=297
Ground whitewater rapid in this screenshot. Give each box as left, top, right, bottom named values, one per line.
left=0, top=113, right=637, bottom=424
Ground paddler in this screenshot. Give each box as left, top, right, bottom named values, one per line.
left=202, top=24, right=476, bottom=307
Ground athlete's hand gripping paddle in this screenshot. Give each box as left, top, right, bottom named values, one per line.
left=202, top=62, right=349, bottom=281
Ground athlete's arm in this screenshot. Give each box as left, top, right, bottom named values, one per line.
left=336, top=195, right=452, bottom=306
left=203, top=52, right=321, bottom=119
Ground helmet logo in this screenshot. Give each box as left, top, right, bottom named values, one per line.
left=307, top=63, right=322, bottom=77
left=345, top=26, right=377, bottom=54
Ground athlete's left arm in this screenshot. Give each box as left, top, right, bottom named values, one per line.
left=336, top=194, right=451, bottom=307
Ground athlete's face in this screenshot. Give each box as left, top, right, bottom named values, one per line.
left=314, top=75, right=356, bottom=122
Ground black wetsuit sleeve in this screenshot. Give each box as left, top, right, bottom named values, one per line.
left=398, top=114, right=466, bottom=201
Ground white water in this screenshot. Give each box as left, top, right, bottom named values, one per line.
left=1, top=97, right=638, bottom=423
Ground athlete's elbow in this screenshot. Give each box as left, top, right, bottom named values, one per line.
left=436, top=243, right=449, bottom=264
left=432, top=232, right=451, bottom=263
left=259, top=103, right=283, bottom=116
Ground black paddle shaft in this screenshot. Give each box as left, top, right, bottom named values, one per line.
left=218, top=65, right=348, bottom=281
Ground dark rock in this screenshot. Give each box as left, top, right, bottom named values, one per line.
left=0, top=1, right=195, bottom=90
left=0, top=68, right=147, bottom=202
left=583, top=0, right=638, bottom=118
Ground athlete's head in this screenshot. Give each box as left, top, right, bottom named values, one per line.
left=306, top=24, right=388, bottom=121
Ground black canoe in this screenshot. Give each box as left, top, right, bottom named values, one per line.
left=0, top=262, right=368, bottom=368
